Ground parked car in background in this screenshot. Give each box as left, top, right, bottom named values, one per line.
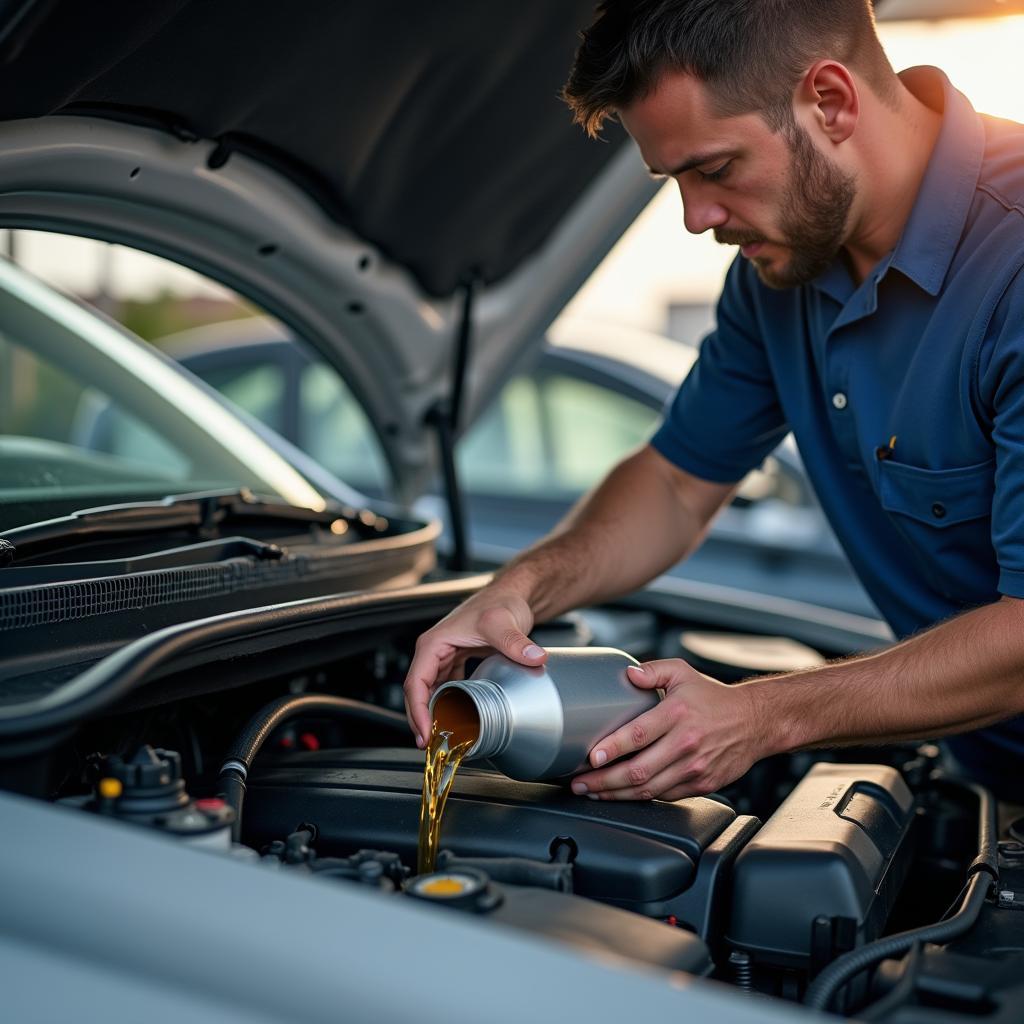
left=166, top=315, right=881, bottom=619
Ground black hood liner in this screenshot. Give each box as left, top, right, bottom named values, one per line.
left=0, top=0, right=626, bottom=297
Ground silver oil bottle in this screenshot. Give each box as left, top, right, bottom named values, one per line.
left=428, top=647, right=659, bottom=781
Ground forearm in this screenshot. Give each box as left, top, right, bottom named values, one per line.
left=574, top=596, right=1024, bottom=801
left=491, top=445, right=734, bottom=622
left=752, top=596, right=1024, bottom=754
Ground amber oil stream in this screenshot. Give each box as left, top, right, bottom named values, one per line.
left=417, top=689, right=480, bottom=875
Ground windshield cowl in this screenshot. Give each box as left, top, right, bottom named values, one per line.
left=0, top=489, right=390, bottom=568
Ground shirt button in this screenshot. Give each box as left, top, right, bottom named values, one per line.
left=832, top=392, right=848, bottom=410
left=932, top=502, right=947, bottom=519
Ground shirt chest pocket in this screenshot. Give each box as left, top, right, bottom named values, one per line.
left=877, top=458, right=996, bottom=601
left=878, top=459, right=994, bottom=526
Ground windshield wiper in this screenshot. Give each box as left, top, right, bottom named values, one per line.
left=0, top=488, right=379, bottom=565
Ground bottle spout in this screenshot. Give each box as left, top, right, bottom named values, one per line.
left=430, top=679, right=512, bottom=760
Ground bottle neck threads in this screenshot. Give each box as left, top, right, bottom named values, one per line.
left=437, top=679, right=512, bottom=760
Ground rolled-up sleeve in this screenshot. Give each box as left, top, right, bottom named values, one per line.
left=650, top=258, right=789, bottom=483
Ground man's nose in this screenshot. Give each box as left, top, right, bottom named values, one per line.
left=680, top=189, right=729, bottom=235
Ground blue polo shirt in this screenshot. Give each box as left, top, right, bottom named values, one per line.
left=651, top=67, right=1024, bottom=783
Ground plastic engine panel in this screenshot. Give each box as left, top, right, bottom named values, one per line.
left=727, top=762, right=916, bottom=970
left=244, top=746, right=754, bottom=934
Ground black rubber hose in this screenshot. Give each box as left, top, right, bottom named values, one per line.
left=804, top=872, right=991, bottom=1013
left=436, top=851, right=574, bottom=892
left=218, top=695, right=409, bottom=842
left=803, top=774, right=998, bottom=1013
left=219, top=770, right=247, bottom=842
left=931, top=775, right=999, bottom=877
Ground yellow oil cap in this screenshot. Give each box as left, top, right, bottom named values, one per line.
left=419, top=876, right=469, bottom=896
left=98, top=777, right=123, bottom=800
left=406, top=868, right=501, bottom=913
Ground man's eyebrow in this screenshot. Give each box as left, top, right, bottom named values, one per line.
left=646, top=149, right=736, bottom=178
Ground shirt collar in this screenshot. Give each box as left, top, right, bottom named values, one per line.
left=810, top=66, right=985, bottom=302
left=886, top=66, right=986, bottom=297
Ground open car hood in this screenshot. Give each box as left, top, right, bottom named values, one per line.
left=0, top=0, right=658, bottom=503
left=0, top=0, right=1013, bottom=503
left=0, top=0, right=631, bottom=300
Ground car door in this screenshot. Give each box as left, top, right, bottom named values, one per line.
left=455, top=349, right=878, bottom=618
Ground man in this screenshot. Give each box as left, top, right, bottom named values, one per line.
left=405, top=0, right=1024, bottom=801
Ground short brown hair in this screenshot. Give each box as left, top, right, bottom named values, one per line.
left=563, top=0, right=897, bottom=139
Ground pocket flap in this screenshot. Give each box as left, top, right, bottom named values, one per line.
left=878, top=459, right=994, bottom=528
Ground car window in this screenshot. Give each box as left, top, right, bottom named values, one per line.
left=542, top=374, right=657, bottom=491
left=298, top=362, right=389, bottom=495
left=8, top=231, right=394, bottom=500
left=0, top=329, right=189, bottom=484
left=458, top=372, right=658, bottom=499
left=0, top=257, right=325, bottom=527
left=456, top=376, right=547, bottom=495
left=459, top=367, right=806, bottom=510
left=201, top=362, right=287, bottom=437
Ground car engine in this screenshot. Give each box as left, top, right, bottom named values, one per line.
left=4, top=601, right=1022, bottom=1021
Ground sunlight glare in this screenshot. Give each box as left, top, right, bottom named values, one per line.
left=880, top=15, right=1024, bottom=123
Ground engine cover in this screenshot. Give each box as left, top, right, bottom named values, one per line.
left=727, top=762, right=916, bottom=970
left=244, top=746, right=757, bottom=935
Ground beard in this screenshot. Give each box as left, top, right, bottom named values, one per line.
left=714, top=125, right=856, bottom=290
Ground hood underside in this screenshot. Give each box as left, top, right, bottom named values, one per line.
left=0, top=0, right=627, bottom=298
left=0, top=0, right=1004, bottom=503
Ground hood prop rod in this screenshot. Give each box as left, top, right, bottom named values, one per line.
left=426, top=272, right=478, bottom=572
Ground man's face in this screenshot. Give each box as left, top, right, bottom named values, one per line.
left=619, top=71, right=856, bottom=289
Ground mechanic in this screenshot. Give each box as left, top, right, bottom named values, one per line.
left=404, top=0, right=1024, bottom=802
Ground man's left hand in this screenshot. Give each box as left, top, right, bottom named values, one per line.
left=570, top=659, right=769, bottom=801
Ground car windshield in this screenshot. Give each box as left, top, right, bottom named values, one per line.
left=0, top=256, right=326, bottom=532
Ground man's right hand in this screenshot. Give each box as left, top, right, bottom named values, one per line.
left=403, top=588, right=547, bottom=747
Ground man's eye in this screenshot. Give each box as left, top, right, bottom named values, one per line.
left=700, top=161, right=732, bottom=183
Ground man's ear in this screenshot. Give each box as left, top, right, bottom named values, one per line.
left=797, top=60, right=858, bottom=144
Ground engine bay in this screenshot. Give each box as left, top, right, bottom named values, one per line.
left=4, top=597, right=1023, bottom=1020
